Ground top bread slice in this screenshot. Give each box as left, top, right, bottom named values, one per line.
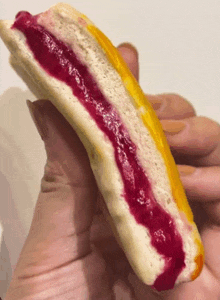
left=0, top=3, right=203, bottom=289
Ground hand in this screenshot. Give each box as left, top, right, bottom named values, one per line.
left=5, top=44, right=220, bottom=300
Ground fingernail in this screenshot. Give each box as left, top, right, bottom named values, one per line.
left=117, top=42, right=138, bottom=56
left=160, top=120, right=186, bottom=135
left=26, top=100, right=48, bottom=140
left=178, top=165, right=196, bottom=176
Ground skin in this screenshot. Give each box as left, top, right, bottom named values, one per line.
left=5, top=44, right=220, bottom=300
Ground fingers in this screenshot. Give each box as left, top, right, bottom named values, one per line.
left=178, top=165, right=220, bottom=225
left=163, top=115, right=220, bottom=226
left=147, top=93, right=196, bottom=120
left=161, top=116, right=220, bottom=166
left=117, top=43, right=139, bottom=81
left=178, top=166, right=220, bottom=202
left=152, top=93, right=220, bottom=227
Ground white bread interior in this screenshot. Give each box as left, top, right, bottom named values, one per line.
left=0, top=3, right=200, bottom=286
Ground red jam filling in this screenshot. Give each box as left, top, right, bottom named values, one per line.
left=12, top=12, right=185, bottom=291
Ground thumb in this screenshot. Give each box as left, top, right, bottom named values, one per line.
left=117, top=43, right=139, bottom=81
left=14, top=100, right=97, bottom=277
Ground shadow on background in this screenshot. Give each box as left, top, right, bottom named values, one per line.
left=0, top=87, right=43, bottom=298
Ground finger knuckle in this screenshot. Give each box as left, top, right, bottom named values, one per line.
left=41, top=161, right=65, bottom=193
left=198, top=116, right=220, bottom=137
left=168, top=94, right=195, bottom=114
left=158, top=93, right=196, bottom=118
left=194, top=116, right=220, bottom=153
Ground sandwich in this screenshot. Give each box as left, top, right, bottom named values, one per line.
left=0, top=3, right=204, bottom=291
